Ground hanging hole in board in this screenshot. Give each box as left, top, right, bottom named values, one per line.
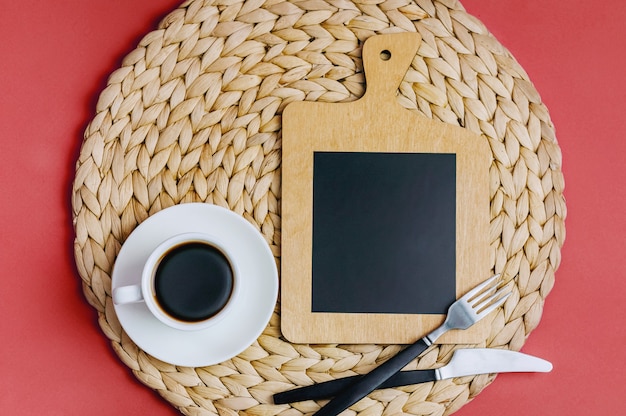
left=380, top=49, right=391, bottom=61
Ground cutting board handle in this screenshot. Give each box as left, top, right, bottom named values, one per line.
left=362, top=32, right=422, bottom=104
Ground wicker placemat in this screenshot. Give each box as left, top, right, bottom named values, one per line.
left=71, top=0, right=566, bottom=415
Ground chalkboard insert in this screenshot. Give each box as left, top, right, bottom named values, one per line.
left=312, top=151, right=456, bottom=315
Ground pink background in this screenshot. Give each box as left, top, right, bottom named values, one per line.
left=1, top=0, right=624, bottom=414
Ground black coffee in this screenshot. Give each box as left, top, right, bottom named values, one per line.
left=154, top=242, right=233, bottom=322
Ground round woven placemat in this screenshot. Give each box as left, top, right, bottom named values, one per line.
left=71, top=0, right=566, bottom=415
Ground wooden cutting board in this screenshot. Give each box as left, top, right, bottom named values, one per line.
left=281, top=33, right=492, bottom=344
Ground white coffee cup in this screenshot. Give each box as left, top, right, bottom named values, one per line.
left=112, top=232, right=240, bottom=331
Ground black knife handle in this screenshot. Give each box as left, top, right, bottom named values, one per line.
left=311, top=338, right=430, bottom=416
left=273, top=368, right=437, bottom=404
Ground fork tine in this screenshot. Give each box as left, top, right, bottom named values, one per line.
left=474, top=288, right=511, bottom=318
left=461, top=273, right=501, bottom=301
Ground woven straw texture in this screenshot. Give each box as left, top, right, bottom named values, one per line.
left=71, top=0, right=566, bottom=415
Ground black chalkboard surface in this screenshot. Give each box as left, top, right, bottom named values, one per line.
left=312, top=152, right=457, bottom=315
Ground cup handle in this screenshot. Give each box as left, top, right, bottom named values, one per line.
left=113, top=285, right=144, bottom=304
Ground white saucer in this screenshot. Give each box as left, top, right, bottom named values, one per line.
left=111, top=203, right=278, bottom=367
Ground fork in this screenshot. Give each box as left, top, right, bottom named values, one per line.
left=308, top=274, right=511, bottom=416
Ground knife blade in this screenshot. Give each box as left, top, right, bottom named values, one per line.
left=273, top=349, right=552, bottom=404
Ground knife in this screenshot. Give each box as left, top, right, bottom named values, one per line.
left=273, top=349, right=552, bottom=404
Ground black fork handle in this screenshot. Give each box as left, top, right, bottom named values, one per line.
left=311, top=338, right=430, bottom=416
